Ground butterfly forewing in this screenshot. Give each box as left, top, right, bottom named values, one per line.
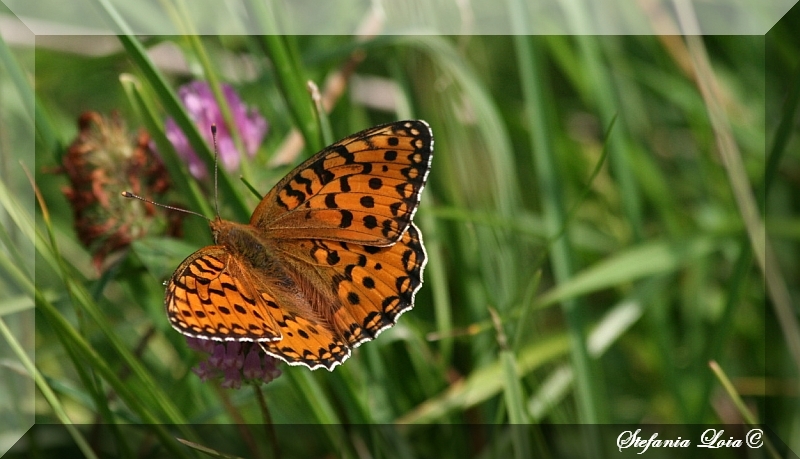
left=251, top=120, right=433, bottom=245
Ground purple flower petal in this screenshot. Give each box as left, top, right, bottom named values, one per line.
left=187, top=337, right=282, bottom=388
left=261, top=356, right=282, bottom=384
left=223, top=342, right=244, bottom=369
left=192, top=361, right=217, bottom=382
left=217, top=136, right=239, bottom=172
left=221, top=367, right=242, bottom=389
left=208, top=343, right=226, bottom=367
left=242, top=347, right=263, bottom=380
left=164, top=118, right=208, bottom=179
left=163, top=81, right=268, bottom=179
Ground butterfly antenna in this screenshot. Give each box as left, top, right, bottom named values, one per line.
left=121, top=191, right=211, bottom=222
left=211, top=124, right=221, bottom=219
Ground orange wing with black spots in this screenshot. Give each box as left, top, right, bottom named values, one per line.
left=275, top=222, right=427, bottom=349
left=320, top=223, right=426, bottom=347
left=167, top=244, right=353, bottom=370
left=251, top=120, right=433, bottom=245
left=165, top=120, right=433, bottom=371
left=166, top=247, right=282, bottom=341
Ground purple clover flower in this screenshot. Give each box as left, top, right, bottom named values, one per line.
left=186, top=337, right=282, bottom=388
left=165, top=81, right=268, bottom=179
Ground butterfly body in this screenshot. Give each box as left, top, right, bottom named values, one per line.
left=210, top=218, right=284, bottom=274
left=166, top=120, right=433, bottom=370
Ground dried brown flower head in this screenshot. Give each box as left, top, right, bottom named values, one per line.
left=61, top=111, right=173, bottom=271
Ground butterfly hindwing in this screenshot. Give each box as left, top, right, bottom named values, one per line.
left=276, top=223, right=427, bottom=349
left=250, top=120, right=433, bottom=246
left=327, top=223, right=427, bottom=347
left=166, top=247, right=283, bottom=341
left=167, top=245, right=353, bottom=371
left=257, top=310, right=351, bottom=371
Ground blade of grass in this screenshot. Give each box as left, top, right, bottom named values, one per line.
left=709, top=361, right=781, bottom=459
left=511, top=22, right=600, bottom=426
left=390, top=60, right=454, bottom=367
left=489, top=308, right=529, bottom=424
left=390, top=36, right=528, bottom=398
left=33, top=190, right=141, bottom=458
left=528, top=295, right=644, bottom=421
left=503, top=351, right=533, bottom=457
left=489, top=306, right=532, bottom=458
left=763, top=63, right=800, bottom=207
left=562, top=23, right=644, bottom=241
left=33, top=177, right=196, bottom=448
left=536, top=236, right=716, bottom=309
left=437, top=235, right=717, bottom=346
left=0, top=165, right=35, bottom=304
left=285, top=369, right=357, bottom=459
left=29, top=174, right=134, bottom=456
left=416, top=204, right=453, bottom=366
left=690, top=33, right=800, bottom=425
left=33, top=290, right=191, bottom=458
left=377, top=34, right=520, bottom=215
left=309, top=80, right=333, bottom=145
left=527, top=365, right=573, bottom=422
left=0, top=169, right=34, bottom=259
left=510, top=271, right=542, bottom=352
left=246, top=0, right=321, bottom=153
left=387, top=61, right=455, bottom=370
left=0, top=32, right=34, bottom=124
left=0, top=295, right=33, bottom=317
left=0, top=317, right=99, bottom=459
left=175, top=437, right=247, bottom=459
left=679, top=27, right=800, bottom=369
left=397, top=334, right=569, bottom=425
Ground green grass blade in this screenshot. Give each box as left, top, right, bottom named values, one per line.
left=537, top=237, right=717, bottom=309
left=246, top=0, right=321, bottom=153
left=0, top=317, right=99, bottom=459
left=397, top=335, right=569, bottom=424
left=511, top=28, right=600, bottom=423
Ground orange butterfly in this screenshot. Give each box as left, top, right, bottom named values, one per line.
left=166, top=120, right=433, bottom=370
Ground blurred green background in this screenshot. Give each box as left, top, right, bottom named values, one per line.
left=0, top=1, right=798, bottom=458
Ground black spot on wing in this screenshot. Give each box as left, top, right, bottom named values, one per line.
left=339, top=210, right=353, bottom=228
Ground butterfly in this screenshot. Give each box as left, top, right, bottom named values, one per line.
left=165, top=120, right=433, bottom=370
